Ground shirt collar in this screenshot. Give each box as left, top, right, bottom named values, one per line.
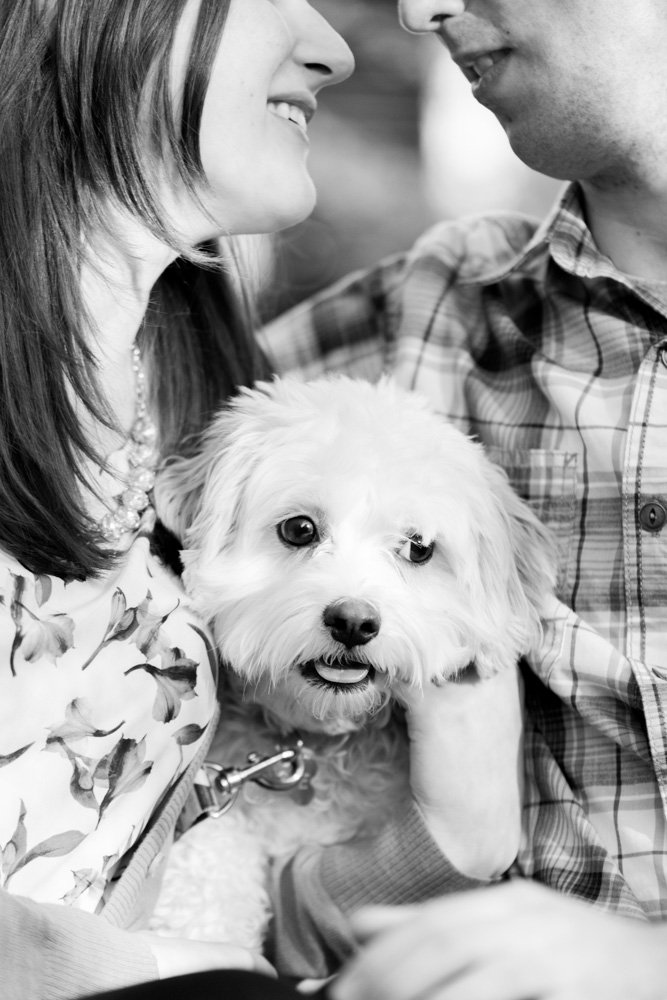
left=461, top=182, right=667, bottom=321
left=458, top=182, right=599, bottom=286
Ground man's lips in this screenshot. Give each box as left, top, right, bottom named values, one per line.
left=300, top=658, right=375, bottom=688
left=454, top=48, right=511, bottom=86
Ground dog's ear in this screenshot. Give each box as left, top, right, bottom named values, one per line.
left=154, top=406, right=257, bottom=556
left=154, top=448, right=212, bottom=546
left=465, top=458, right=557, bottom=676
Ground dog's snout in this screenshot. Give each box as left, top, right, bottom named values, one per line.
left=323, top=599, right=381, bottom=648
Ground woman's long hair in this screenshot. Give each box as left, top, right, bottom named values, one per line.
left=0, top=0, right=270, bottom=580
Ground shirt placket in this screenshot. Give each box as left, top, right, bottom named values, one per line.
left=623, top=343, right=667, bottom=667
left=610, top=339, right=667, bottom=824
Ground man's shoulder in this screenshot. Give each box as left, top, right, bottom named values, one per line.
left=406, top=211, right=544, bottom=285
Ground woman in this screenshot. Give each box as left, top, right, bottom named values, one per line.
left=0, top=1, right=352, bottom=996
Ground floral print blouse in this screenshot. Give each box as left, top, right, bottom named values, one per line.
left=0, top=495, right=217, bottom=914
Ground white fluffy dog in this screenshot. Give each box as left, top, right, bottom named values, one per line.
left=150, top=375, right=555, bottom=948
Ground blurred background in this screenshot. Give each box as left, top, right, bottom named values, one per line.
left=256, top=0, right=562, bottom=321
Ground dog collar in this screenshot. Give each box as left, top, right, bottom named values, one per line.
left=177, top=737, right=318, bottom=834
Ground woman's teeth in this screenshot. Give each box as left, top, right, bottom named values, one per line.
left=268, top=101, right=308, bottom=131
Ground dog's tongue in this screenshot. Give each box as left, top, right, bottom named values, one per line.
left=315, top=662, right=369, bottom=684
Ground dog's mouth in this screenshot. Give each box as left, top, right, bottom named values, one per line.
left=300, top=658, right=375, bottom=690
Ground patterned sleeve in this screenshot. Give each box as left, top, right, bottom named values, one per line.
left=0, top=561, right=159, bottom=998
left=0, top=539, right=216, bottom=994
left=260, top=253, right=408, bottom=380
left=0, top=888, right=157, bottom=1000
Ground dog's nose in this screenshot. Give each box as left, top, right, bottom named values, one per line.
left=323, top=599, right=381, bottom=648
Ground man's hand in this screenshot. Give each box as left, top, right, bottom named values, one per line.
left=400, top=664, right=524, bottom=879
left=137, top=930, right=277, bottom=981
left=330, top=882, right=667, bottom=1000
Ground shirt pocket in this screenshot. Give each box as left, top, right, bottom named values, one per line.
left=486, top=448, right=578, bottom=599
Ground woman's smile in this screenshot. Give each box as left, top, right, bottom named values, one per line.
left=172, top=0, right=354, bottom=239
left=267, top=94, right=317, bottom=137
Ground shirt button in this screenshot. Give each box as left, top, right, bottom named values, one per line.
left=639, top=501, right=667, bottom=532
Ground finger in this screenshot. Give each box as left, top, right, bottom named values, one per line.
left=208, top=944, right=277, bottom=977
left=335, top=928, right=549, bottom=1000
left=251, top=952, right=279, bottom=978
left=350, top=905, right=423, bottom=943
left=418, top=961, right=542, bottom=1000
left=334, top=888, right=552, bottom=1000
left=175, top=940, right=271, bottom=977
left=332, top=923, right=482, bottom=1000
left=205, top=943, right=255, bottom=971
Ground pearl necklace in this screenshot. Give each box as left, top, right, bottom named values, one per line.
left=99, top=345, right=159, bottom=543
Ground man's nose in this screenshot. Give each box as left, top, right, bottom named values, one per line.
left=398, top=0, right=466, bottom=34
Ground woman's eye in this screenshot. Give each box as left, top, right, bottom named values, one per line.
left=397, top=535, right=435, bottom=565
left=277, top=516, right=319, bottom=547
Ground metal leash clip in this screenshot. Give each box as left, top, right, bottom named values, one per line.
left=196, top=739, right=316, bottom=819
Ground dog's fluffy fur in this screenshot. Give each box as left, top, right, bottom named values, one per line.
left=150, top=375, right=555, bottom=946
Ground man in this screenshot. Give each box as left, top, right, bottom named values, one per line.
left=265, top=2, right=667, bottom=997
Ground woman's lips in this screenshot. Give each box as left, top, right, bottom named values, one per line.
left=267, top=94, right=317, bottom=134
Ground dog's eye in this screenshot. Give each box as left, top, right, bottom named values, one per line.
left=278, top=516, right=319, bottom=547
left=398, top=535, right=435, bottom=565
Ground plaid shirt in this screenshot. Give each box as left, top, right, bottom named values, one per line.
left=264, top=183, right=667, bottom=921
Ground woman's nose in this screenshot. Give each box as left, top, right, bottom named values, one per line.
left=399, top=0, right=466, bottom=34
left=295, top=4, right=355, bottom=90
